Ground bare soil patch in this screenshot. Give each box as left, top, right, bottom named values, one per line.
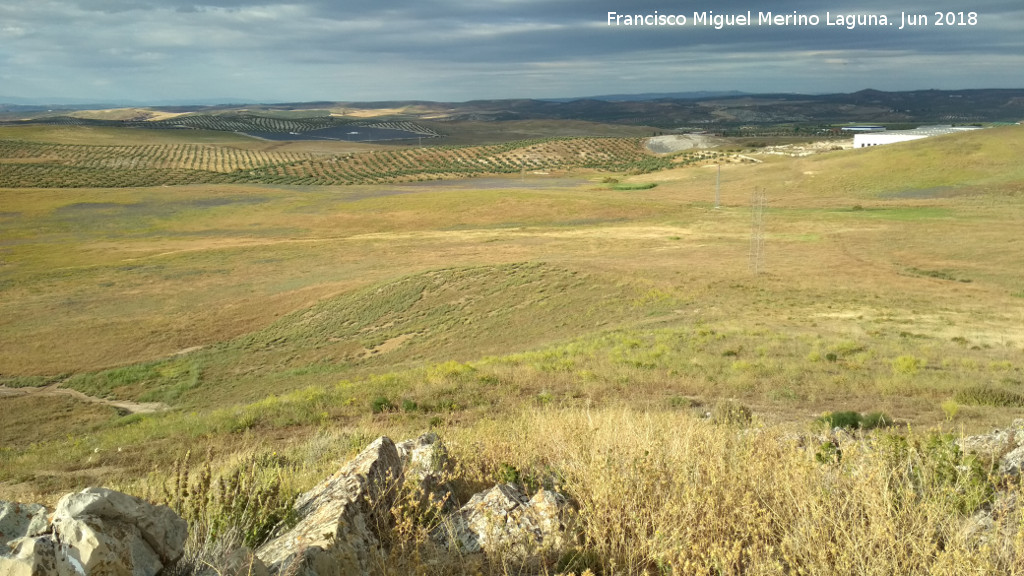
left=646, top=134, right=726, bottom=154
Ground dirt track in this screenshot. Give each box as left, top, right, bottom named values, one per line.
left=0, top=382, right=168, bottom=414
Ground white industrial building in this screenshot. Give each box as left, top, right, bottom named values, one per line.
left=853, top=125, right=981, bottom=148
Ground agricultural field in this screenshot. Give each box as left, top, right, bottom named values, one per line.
left=1, top=120, right=1023, bottom=574
left=0, top=122, right=729, bottom=188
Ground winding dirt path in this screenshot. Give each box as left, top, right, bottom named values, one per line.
left=0, top=382, right=169, bottom=414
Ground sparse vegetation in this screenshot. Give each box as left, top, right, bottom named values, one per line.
left=1, top=119, right=1023, bottom=574
left=954, top=385, right=1024, bottom=408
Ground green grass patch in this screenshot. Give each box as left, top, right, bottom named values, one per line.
left=65, top=357, right=203, bottom=403
left=817, top=410, right=893, bottom=430
left=610, top=182, right=657, bottom=190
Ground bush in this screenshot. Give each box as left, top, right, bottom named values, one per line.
left=711, top=400, right=752, bottom=426
left=892, top=355, right=925, bottom=376
left=815, top=440, right=842, bottom=464
left=940, top=398, right=960, bottom=420
left=860, top=412, right=892, bottom=430
left=611, top=182, right=657, bottom=191
left=371, top=396, right=395, bottom=414
left=954, top=386, right=1024, bottom=408
left=161, top=451, right=299, bottom=550
left=917, top=433, right=993, bottom=514
left=819, top=411, right=862, bottom=430
left=497, top=462, right=520, bottom=484
left=818, top=410, right=892, bottom=431
left=668, top=396, right=691, bottom=409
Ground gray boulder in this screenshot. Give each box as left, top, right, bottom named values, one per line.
left=396, top=432, right=457, bottom=513
left=958, top=419, right=1024, bottom=457
left=0, top=488, right=187, bottom=576
left=999, top=444, right=1024, bottom=476
left=52, top=487, right=187, bottom=565
left=51, top=515, right=164, bottom=576
left=256, top=436, right=403, bottom=576
left=0, top=536, right=59, bottom=576
left=960, top=491, right=1018, bottom=555
left=438, top=483, right=576, bottom=561
left=0, top=501, right=49, bottom=544
left=958, top=419, right=1024, bottom=477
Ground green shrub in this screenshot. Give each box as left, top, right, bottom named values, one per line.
left=892, top=355, right=925, bottom=376
left=954, top=386, right=1024, bottom=407
left=819, top=411, right=862, bottom=430
left=815, top=441, right=841, bottom=464
left=861, top=412, right=892, bottom=430
left=371, top=396, right=395, bottom=414
left=918, top=433, right=993, bottom=514
left=940, top=398, right=960, bottom=420
left=668, top=396, right=692, bottom=409
left=873, top=431, right=992, bottom=515
left=497, top=462, right=520, bottom=484
left=611, top=182, right=657, bottom=190
left=818, top=410, right=892, bottom=430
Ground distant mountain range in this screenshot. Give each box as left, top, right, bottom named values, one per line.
left=3, top=89, right=1022, bottom=127
left=0, top=92, right=749, bottom=108
left=0, top=96, right=255, bottom=108
left=541, top=91, right=749, bottom=102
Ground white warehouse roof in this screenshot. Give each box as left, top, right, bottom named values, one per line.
left=853, top=125, right=981, bottom=148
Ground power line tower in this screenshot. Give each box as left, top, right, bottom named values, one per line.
left=749, top=188, right=766, bottom=275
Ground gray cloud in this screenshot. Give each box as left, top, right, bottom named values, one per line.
left=0, top=0, right=1020, bottom=102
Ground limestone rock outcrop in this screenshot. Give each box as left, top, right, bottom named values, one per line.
left=0, top=501, right=49, bottom=544
left=0, top=487, right=187, bottom=576
left=396, top=432, right=456, bottom=513
left=255, top=436, right=404, bottom=576
left=958, top=418, right=1024, bottom=477
left=1, top=433, right=580, bottom=576
left=437, top=483, right=576, bottom=560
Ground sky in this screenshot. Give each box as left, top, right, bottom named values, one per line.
left=0, top=0, right=1022, bottom=104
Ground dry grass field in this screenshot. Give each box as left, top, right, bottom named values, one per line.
left=1, top=122, right=1022, bottom=574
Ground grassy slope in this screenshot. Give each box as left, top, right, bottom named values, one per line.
left=1, top=125, right=1022, bottom=507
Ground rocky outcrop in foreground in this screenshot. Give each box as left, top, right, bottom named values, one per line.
left=1, top=432, right=576, bottom=576
left=253, top=432, right=576, bottom=575
left=0, top=487, right=188, bottom=576
left=14, top=421, right=1021, bottom=576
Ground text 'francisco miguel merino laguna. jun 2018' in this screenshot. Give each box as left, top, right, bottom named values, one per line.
left=606, top=10, right=979, bottom=30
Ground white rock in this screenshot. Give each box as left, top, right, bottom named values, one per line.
left=438, top=483, right=576, bottom=561
left=52, top=487, right=187, bottom=565
left=50, top=516, right=162, bottom=576
left=0, top=501, right=50, bottom=544
left=999, top=444, right=1024, bottom=476
left=0, top=536, right=59, bottom=576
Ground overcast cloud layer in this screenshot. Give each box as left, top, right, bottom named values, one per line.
left=1, top=0, right=1021, bottom=103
